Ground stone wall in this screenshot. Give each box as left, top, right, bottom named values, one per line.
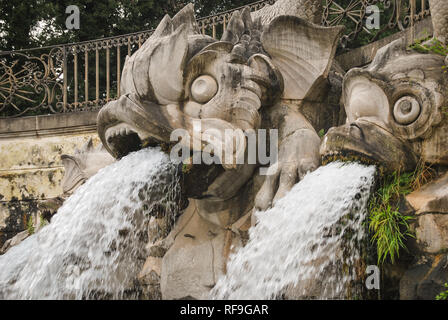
left=336, top=18, right=433, bottom=71
left=0, top=111, right=100, bottom=247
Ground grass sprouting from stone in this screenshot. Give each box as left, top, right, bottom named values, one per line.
left=368, top=171, right=414, bottom=264
left=368, top=160, right=437, bottom=265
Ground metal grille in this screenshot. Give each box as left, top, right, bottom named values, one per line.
left=0, top=0, right=432, bottom=118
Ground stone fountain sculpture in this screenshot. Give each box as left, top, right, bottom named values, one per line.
left=97, top=1, right=343, bottom=299
left=321, top=1, right=448, bottom=299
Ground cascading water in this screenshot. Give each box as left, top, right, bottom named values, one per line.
left=211, top=162, right=376, bottom=300
left=0, top=147, right=180, bottom=299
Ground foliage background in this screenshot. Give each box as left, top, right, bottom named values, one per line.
left=0, top=0, right=255, bottom=51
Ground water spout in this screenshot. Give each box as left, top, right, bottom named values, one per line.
left=211, top=162, right=376, bottom=300
left=0, top=147, right=179, bottom=300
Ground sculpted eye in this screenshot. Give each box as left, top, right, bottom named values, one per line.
left=393, top=96, right=421, bottom=125
left=191, top=75, right=218, bottom=104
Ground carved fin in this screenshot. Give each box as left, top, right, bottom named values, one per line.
left=241, top=7, right=253, bottom=31
left=221, top=11, right=245, bottom=44
left=261, top=16, right=343, bottom=100
left=221, top=7, right=256, bottom=44
left=368, top=38, right=407, bottom=71
left=153, top=15, right=174, bottom=38
left=149, top=24, right=190, bottom=105
left=171, top=3, right=200, bottom=35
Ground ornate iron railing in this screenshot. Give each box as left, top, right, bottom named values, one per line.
left=323, top=0, right=431, bottom=47
left=0, top=0, right=432, bottom=118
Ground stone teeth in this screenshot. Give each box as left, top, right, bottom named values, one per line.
left=106, top=123, right=138, bottom=143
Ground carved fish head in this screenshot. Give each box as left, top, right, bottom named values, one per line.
left=321, top=39, right=448, bottom=172
left=61, top=138, right=115, bottom=195
left=97, top=4, right=342, bottom=200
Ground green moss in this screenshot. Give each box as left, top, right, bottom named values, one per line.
left=182, top=163, right=192, bottom=174
left=27, top=215, right=35, bottom=235
left=441, top=105, right=448, bottom=118
left=409, top=37, right=448, bottom=57
left=39, top=214, right=48, bottom=228
left=318, top=129, right=325, bottom=138
left=322, top=153, right=386, bottom=177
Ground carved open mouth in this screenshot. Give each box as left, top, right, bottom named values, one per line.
left=104, top=122, right=171, bottom=159
left=104, top=123, right=143, bottom=158
left=320, top=120, right=418, bottom=173
left=103, top=121, right=227, bottom=199
left=322, top=149, right=381, bottom=168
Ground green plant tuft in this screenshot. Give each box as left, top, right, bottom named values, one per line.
left=369, top=159, right=437, bottom=265
left=318, top=129, right=325, bottom=138
left=369, top=173, right=413, bottom=264
left=436, top=283, right=448, bottom=300
left=369, top=171, right=415, bottom=265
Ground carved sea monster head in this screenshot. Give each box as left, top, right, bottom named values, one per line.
left=321, top=38, right=448, bottom=173
left=97, top=4, right=342, bottom=201
left=321, top=4, right=448, bottom=299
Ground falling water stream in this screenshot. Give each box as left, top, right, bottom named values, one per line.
left=0, top=153, right=375, bottom=300
left=0, top=147, right=179, bottom=299
left=211, top=162, right=376, bottom=300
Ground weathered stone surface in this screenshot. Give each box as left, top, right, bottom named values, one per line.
left=400, top=254, right=448, bottom=300
left=406, top=173, right=448, bottom=254
left=0, top=168, right=65, bottom=202
left=407, top=172, right=448, bottom=215
left=414, top=214, right=448, bottom=254
left=336, top=18, right=434, bottom=71
left=0, top=199, right=50, bottom=252
left=137, top=257, right=163, bottom=300
left=0, top=230, right=29, bottom=255
left=160, top=200, right=247, bottom=300
left=0, top=200, right=38, bottom=248
left=0, top=111, right=102, bottom=247
left=0, top=134, right=101, bottom=202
